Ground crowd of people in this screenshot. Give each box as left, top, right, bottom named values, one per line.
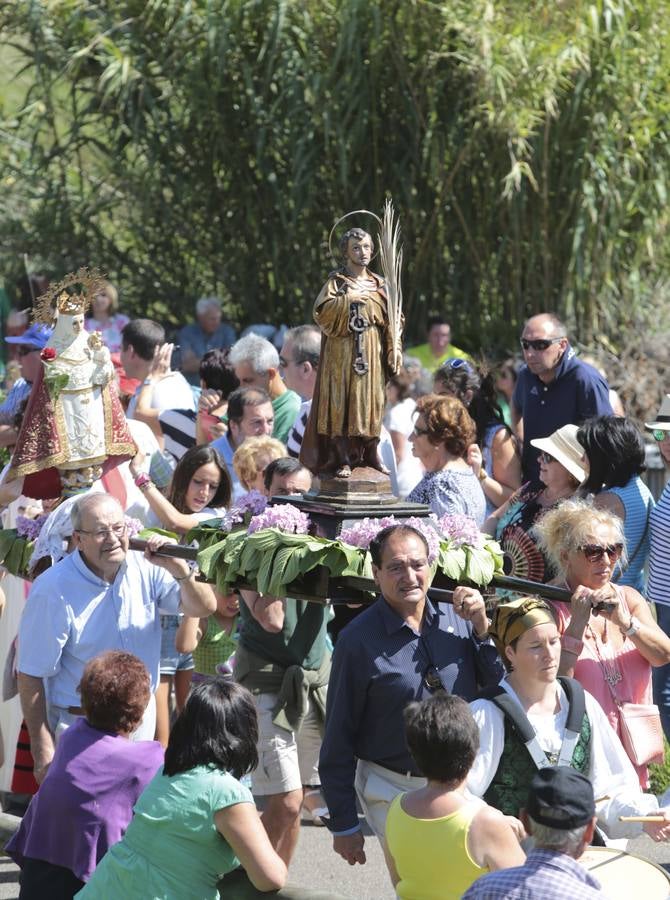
left=0, top=257, right=670, bottom=900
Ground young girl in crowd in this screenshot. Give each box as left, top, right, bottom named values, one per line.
left=77, top=680, right=286, bottom=898
left=130, top=444, right=231, bottom=746
left=176, top=588, right=240, bottom=682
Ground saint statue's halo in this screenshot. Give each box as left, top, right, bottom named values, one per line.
left=328, top=209, right=383, bottom=265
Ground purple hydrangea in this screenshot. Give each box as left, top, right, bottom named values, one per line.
left=437, top=513, right=483, bottom=548
left=220, top=490, right=268, bottom=531
left=124, top=516, right=143, bottom=538
left=248, top=503, right=310, bottom=535
left=16, top=514, right=49, bottom=541
left=339, top=515, right=439, bottom=563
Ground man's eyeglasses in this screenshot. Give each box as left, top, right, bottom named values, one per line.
left=76, top=524, right=127, bottom=540
left=579, top=543, right=624, bottom=563
left=652, top=429, right=670, bottom=442
left=423, top=664, right=446, bottom=693
left=17, top=346, right=38, bottom=357
left=519, top=337, right=564, bottom=352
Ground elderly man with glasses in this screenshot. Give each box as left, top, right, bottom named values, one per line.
left=16, top=493, right=215, bottom=783
left=512, top=313, right=612, bottom=482
left=318, top=524, right=503, bottom=867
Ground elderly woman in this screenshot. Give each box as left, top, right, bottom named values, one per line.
left=407, top=394, right=486, bottom=524
left=6, top=651, right=163, bottom=900
left=534, top=499, right=670, bottom=787
left=483, top=423, right=586, bottom=582
left=578, top=416, right=654, bottom=592
left=232, top=435, right=286, bottom=494
left=78, top=679, right=286, bottom=898
left=456, top=593, right=670, bottom=843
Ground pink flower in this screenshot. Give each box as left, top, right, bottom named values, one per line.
left=221, top=490, right=268, bottom=531
left=248, top=503, right=310, bottom=535
left=340, top=515, right=439, bottom=563
left=437, top=513, right=483, bottom=548
left=16, top=514, right=49, bottom=541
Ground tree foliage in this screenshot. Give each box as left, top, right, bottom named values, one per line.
left=1, top=0, right=670, bottom=347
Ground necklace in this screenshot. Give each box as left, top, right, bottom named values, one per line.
left=585, top=619, right=623, bottom=687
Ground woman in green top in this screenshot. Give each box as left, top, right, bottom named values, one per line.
left=77, top=680, right=286, bottom=899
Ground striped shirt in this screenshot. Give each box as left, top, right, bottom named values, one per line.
left=158, top=408, right=197, bottom=462
left=604, top=475, right=654, bottom=592
left=648, top=482, right=670, bottom=606
left=287, top=399, right=310, bottom=458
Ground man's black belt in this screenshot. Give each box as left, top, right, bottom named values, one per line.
left=373, top=761, right=423, bottom=778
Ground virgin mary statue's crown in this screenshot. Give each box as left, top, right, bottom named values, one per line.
left=33, top=268, right=107, bottom=325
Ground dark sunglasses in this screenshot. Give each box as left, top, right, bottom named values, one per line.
left=412, top=424, right=430, bottom=436
left=423, top=664, right=446, bottom=693
left=520, top=337, right=563, bottom=352
left=538, top=451, right=558, bottom=465
left=652, top=429, right=670, bottom=442
left=579, top=543, right=624, bottom=563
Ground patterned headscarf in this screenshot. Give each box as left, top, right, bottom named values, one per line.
left=489, top=596, right=557, bottom=661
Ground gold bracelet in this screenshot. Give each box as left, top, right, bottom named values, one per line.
left=478, top=468, right=488, bottom=482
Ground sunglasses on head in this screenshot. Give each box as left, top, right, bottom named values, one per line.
left=652, top=429, right=670, bottom=442
left=579, top=543, right=624, bottom=563
left=520, top=337, right=563, bottom=352
left=423, top=664, right=446, bottom=693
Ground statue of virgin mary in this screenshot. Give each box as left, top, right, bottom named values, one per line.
left=6, top=270, right=136, bottom=499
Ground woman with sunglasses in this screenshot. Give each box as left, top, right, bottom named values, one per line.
left=535, top=499, right=670, bottom=786
left=483, top=424, right=586, bottom=582
left=645, top=395, right=670, bottom=740
left=434, top=358, right=521, bottom=515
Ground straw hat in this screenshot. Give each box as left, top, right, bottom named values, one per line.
left=645, top=395, right=670, bottom=432
left=530, top=424, right=587, bottom=483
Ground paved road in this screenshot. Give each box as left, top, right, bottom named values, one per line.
left=1, top=810, right=670, bottom=899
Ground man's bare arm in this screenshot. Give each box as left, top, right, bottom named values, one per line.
left=18, top=672, right=55, bottom=784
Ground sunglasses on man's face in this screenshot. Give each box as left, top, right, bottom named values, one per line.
left=519, top=337, right=563, bottom=352
left=579, top=543, right=624, bottom=564
left=652, top=429, right=670, bottom=442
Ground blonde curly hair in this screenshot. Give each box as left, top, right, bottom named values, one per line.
left=533, top=498, right=625, bottom=578
left=233, top=436, right=286, bottom=490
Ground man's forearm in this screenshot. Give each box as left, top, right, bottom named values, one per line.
left=17, top=672, right=55, bottom=775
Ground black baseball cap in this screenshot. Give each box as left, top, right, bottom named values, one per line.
left=526, top=767, right=595, bottom=830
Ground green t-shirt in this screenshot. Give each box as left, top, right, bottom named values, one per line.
left=78, top=765, right=252, bottom=900
left=239, top=597, right=329, bottom=671
left=272, top=388, right=301, bottom=444
left=405, top=341, right=470, bottom=372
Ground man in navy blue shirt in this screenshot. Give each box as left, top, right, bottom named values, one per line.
left=512, top=314, right=612, bottom=482
left=318, top=524, right=503, bottom=867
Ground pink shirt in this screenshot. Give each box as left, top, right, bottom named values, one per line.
left=552, top=588, right=652, bottom=786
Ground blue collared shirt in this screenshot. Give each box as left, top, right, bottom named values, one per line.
left=210, top=433, right=245, bottom=501
left=318, top=597, right=503, bottom=833
left=177, top=321, right=237, bottom=385
left=462, top=848, right=603, bottom=899
left=512, top=346, right=612, bottom=481
left=18, top=549, right=180, bottom=706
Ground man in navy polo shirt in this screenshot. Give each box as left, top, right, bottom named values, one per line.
left=512, top=313, right=612, bottom=482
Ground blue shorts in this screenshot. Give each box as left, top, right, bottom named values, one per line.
left=159, top=614, right=194, bottom=676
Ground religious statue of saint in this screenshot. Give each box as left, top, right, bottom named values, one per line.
left=300, top=227, right=403, bottom=479
left=6, top=270, right=136, bottom=499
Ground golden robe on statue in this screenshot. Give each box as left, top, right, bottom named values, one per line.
left=301, top=268, right=400, bottom=476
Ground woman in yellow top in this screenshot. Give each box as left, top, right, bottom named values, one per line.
left=384, top=693, right=525, bottom=900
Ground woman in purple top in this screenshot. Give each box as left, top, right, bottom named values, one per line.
left=6, top=651, right=163, bottom=900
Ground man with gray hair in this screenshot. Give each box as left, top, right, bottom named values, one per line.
left=16, top=493, right=216, bottom=783
left=177, top=296, right=236, bottom=386
left=463, top=767, right=603, bottom=898
left=229, top=332, right=301, bottom=444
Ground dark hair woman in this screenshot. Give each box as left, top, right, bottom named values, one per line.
left=6, top=652, right=163, bottom=900
left=434, top=359, right=521, bottom=515
left=577, top=415, right=653, bottom=592
left=129, top=444, right=227, bottom=747
left=407, top=394, right=486, bottom=524
left=78, top=680, right=286, bottom=899
left=384, top=693, right=524, bottom=899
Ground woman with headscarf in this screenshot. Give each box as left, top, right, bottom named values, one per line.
left=449, top=590, right=670, bottom=844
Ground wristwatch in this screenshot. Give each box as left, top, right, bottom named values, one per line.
left=622, top=616, right=642, bottom=638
